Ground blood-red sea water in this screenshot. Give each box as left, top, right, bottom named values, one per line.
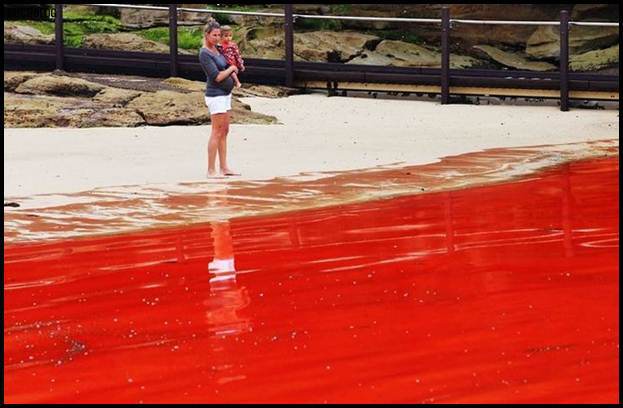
left=4, top=157, right=619, bottom=403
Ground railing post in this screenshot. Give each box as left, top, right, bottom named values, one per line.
left=169, top=4, right=178, bottom=77
left=440, top=7, right=450, bottom=104
left=559, top=10, right=570, bottom=111
left=284, top=4, right=294, bottom=87
left=55, top=4, right=64, bottom=71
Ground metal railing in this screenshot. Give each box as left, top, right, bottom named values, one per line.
left=45, top=4, right=622, bottom=111
left=86, top=4, right=619, bottom=26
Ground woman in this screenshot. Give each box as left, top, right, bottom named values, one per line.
left=199, top=21, right=240, bottom=177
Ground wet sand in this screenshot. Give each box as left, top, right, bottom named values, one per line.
left=4, top=157, right=619, bottom=403
left=3, top=138, right=618, bottom=244
left=3, top=93, right=619, bottom=198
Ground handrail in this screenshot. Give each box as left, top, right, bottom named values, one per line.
left=84, top=4, right=620, bottom=27
left=86, top=4, right=285, bottom=17
left=43, top=4, right=620, bottom=111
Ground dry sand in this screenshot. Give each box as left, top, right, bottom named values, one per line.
left=4, top=93, right=619, bottom=198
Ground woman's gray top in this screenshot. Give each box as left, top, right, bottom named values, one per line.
left=199, top=47, right=234, bottom=97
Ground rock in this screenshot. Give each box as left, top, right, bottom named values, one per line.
left=569, top=44, right=619, bottom=72
left=348, top=40, right=481, bottom=68
left=126, top=90, right=211, bottom=125
left=233, top=84, right=299, bottom=98
left=119, top=5, right=214, bottom=29
left=4, top=70, right=282, bottom=128
left=93, top=87, right=143, bottom=106
left=119, top=7, right=170, bottom=29
left=223, top=8, right=284, bottom=28
left=230, top=98, right=279, bottom=124
left=83, top=33, right=193, bottom=55
left=246, top=30, right=380, bottom=62
left=571, top=4, right=617, bottom=21
left=526, top=25, right=620, bottom=59
left=4, top=22, right=54, bottom=46
left=473, top=45, right=557, bottom=71
left=4, top=71, right=39, bottom=92
left=162, top=77, right=205, bottom=92
left=3, top=92, right=145, bottom=128
left=15, top=75, right=106, bottom=97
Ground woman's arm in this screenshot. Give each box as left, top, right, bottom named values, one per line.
left=199, top=50, right=238, bottom=83
left=214, top=66, right=238, bottom=83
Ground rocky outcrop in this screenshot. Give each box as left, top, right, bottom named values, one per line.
left=83, top=33, right=194, bottom=54
left=526, top=25, right=620, bottom=59
left=163, top=77, right=300, bottom=99
left=4, top=22, right=54, bottom=45
left=3, top=92, right=145, bottom=128
left=119, top=4, right=215, bottom=29
left=126, top=90, right=211, bottom=125
left=4, top=71, right=280, bottom=128
left=162, top=77, right=205, bottom=92
left=352, top=40, right=482, bottom=68
left=15, top=75, right=106, bottom=97
left=245, top=30, right=381, bottom=63
left=92, top=87, right=143, bottom=106
left=473, top=45, right=557, bottom=71
left=569, top=44, right=619, bottom=72
left=4, top=71, right=39, bottom=92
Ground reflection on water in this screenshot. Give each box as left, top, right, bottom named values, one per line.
left=4, top=157, right=619, bottom=403
left=206, top=219, right=250, bottom=337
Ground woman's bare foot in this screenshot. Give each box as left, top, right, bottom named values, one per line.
left=220, top=168, right=240, bottom=176
left=207, top=169, right=222, bottom=178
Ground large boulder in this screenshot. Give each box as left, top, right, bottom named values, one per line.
left=230, top=98, right=280, bottom=124
left=3, top=92, right=145, bottom=128
left=473, top=45, right=557, bottom=71
left=348, top=40, right=481, bottom=68
left=126, top=90, right=211, bottom=125
left=119, top=7, right=170, bottom=29
left=246, top=30, right=380, bottom=62
left=92, top=87, right=143, bottom=106
left=571, top=4, right=618, bottom=21
left=162, top=77, right=205, bottom=92
left=83, top=33, right=193, bottom=54
left=569, top=44, right=619, bottom=72
left=4, top=22, right=54, bottom=46
left=126, top=89, right=278, bottom=125
left=526, top=25, right=620, bottom=59
left=119, top=4, right=214, bottom=29
left=4, top=71, right=39, bottom=92
left=15, top=75, right=106, bottom=97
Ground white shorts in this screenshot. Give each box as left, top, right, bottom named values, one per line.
left=204, top=94, right=232, bottom=115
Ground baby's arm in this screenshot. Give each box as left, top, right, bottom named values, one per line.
left=233, top=43, right=245, bottom=71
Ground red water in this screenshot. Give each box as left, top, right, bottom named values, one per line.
left=4, top=157, right=619, bottom=403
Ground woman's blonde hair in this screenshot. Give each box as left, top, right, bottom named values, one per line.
left=203, top=19, right=220, bottom=35
left=202, top=19, right=221, bottom=47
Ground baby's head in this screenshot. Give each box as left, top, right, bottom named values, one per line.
left=220, top=25, right=233, bottom=43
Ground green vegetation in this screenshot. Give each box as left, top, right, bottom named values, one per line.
left=329, top=5, right=353, bottom=15
left=295, top=18, right=343, bottom=32
left=137, top=26, right=206, bottom=50
left=16, top=8, right=122, bottom=48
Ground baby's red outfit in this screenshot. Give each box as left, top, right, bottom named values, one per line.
left=220, top=41, right=245, bottom=71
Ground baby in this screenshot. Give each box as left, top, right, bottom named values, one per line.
left=218, top=25, right=245, bottom=88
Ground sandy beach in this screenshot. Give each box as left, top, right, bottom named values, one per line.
left=4, top=93, right=619, bottom=198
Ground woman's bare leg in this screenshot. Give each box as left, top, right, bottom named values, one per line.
left=218, top=112, right=238, bottom=175
left=208, top=113, right=227, bottom=176
left=217, top=111, right=229, bottom=173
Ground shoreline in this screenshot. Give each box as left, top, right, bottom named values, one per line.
left=4, top=93, right=619, bottom=198
left=4, top=139, right=618, bottom=244
left=4, top=92, right=619, bottom=243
